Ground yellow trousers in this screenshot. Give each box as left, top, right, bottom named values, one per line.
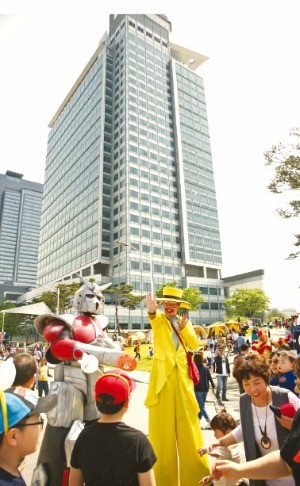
left=149, top=367, right=210, bottom=486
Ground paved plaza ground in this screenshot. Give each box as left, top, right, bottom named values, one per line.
left=22, top=353, right=245, bottom=485
left=22, top=328, right=291, bottom=483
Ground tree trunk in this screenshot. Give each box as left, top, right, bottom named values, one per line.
left=115, top=303, right=121, bottom=334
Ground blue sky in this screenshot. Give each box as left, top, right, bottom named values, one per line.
left=0, top=1, right=299, bottom=310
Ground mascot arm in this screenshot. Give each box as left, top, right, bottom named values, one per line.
left=49, top=339, right=136, bottom=371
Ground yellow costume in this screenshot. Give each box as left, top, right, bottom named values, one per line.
left=145, top=309, right=210, bottom=486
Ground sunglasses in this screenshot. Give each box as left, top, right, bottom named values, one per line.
left=17, top=417, right=44, bottom=429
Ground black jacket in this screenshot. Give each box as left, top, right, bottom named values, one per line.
left=214, top=355, right=230, bottom=375
left=194, top=365, right=215, bottom=392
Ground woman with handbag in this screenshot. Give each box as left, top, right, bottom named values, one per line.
left=194, top=351, right=216, bottom=429
left=145, top=287, right=210, bottom=486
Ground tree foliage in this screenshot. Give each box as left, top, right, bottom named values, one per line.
left=0, top=299, right=23, bottom=340
left=225, top=288, right=270, bottom=318
left=264, top=127, right=300, bottom=258
left=31, top=282, right=81, bottom=313
left=265, top=308, right=287, bottom=323
left=103, top=285, right=144, bottom=334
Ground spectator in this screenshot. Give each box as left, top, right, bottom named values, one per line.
left=233, top=345, right=250, bottom=394
left=251, top=328, right=258, bottom=343
left=145, top=288, right=210, bottom=485
left=268, top=351, right=281, bottom=386
left=37, top=357, right=50, bottom=397
left=34, top=347, right=42, bottom=363
left=231, top=331, right=239, bottom=353
left=69, top=370, right=156, bottom=486
left=235, top=333, right=246, bottom=353
left=193, top=352, right=215, bottom=429
left=278, top=351, right=297, bottom=394
left=12, top=352, right=37, bottom=390
left=134, top=342, right=141, bottom=361
left=205, top=354, right=300, bottom=486
left=214, top=348, right=230, bottom=402
left=207, top=357, right=300, bottom=486
left=0, top=386, right=57, bottom=484
left=198, top=412, right=243, bottom=486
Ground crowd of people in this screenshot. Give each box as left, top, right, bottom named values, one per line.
left=0, top=287, right=299, bottom=485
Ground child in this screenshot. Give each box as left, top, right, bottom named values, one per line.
left=198, top=412, right=242, bottom=486
left=12, top=352, right=37, bottom=390
left=69, top=370, right=156, bottom=485
left=134, top=342, right=141, bottom=360
left=268, top=351, right=281, bottom=386
left=278, top=351, right=297, bottom=394
left=0, top=386, right=57, bottom=484
left=37, top=357, right=49, bottom=397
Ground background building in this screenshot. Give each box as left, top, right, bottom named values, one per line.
left=223, top=269, right=265, bottom=297
left=0, top=171, right=43, bottom=302
left=37, top=14, right=224, bottom=328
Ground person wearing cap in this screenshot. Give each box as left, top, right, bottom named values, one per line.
left=145, top=287, right=210, bottom=486
left=0, top=386, right=57, bottom=484
left=69, top=370, right=156, bottom=486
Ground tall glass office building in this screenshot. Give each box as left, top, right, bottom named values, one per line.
left=0, top=171, right=43, bottom=302
left=38, top=14, right=224, bottom=327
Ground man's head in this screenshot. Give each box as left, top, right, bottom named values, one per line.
left=94, top=370, right=136, bottom=415
left=156, top=287, right=191, bottom=317
left=240, top=343, right=250, bottom=355
left=12, top=352, right=37, bottom=388
left=0, top=386, right=57, bottom=456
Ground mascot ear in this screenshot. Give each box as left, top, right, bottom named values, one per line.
left=45, top=347, right=61, bottom=365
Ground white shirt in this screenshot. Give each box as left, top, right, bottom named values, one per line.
left=231, top=391, right=300, bottom=486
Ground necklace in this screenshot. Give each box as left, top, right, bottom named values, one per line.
left=253, top=390, right=271, bottom=450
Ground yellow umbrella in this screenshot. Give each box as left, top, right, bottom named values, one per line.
left=225, top=320, right=241, bottom=332
left=207, top=322, right=229, bottom=337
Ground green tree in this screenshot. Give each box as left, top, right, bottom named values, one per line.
left=103, top=285, right=144, bottom=334
left=31, top=282, right=81, bottom=313
left=182, top=287, right=204, bottom=311
left=265, top=308, right=287, bottom=323
left=225, top=288, right=270, bottom=319
left=264, top=128, right=300, bottom=259
left=0, top=299, right=23, bottom=341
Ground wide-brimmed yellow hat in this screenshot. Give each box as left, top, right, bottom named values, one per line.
left=156, top=287, right=191, bottom=310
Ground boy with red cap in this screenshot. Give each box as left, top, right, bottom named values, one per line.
left=69, top=370, right=156, bottom=486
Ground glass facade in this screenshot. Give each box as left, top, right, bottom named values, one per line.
left=38, top=14, right=225, bottom=326
left=0, top=171, right=43, bottom=301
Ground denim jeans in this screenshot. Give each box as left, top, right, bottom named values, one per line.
left=194, top=391, right=210, bottom=421
left=216, top=375, right=228, bottom=399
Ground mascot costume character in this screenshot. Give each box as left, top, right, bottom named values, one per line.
left=251, top=329, right=273, bottom=360
left=32, top=277, right=136, bottom=486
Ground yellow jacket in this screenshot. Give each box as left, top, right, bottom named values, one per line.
left=145, top=310, right=199, bottom=409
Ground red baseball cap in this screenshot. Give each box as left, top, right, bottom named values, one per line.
left=95, top=370, right=136, bottom=404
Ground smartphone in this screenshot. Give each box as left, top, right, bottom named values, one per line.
left=269, top=405, right=281, bottom=418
